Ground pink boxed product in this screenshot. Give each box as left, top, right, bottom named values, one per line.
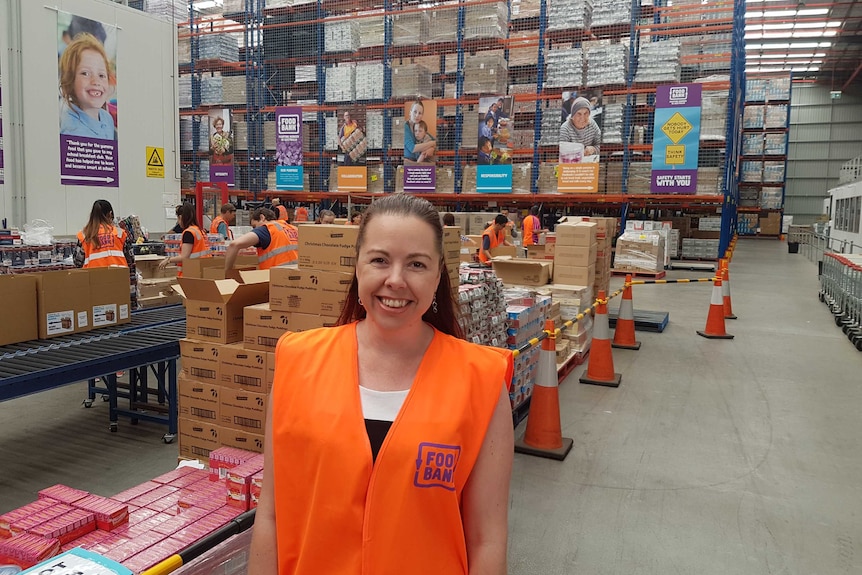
left=9, top=503, right=74, bottom=537
left=110, top=481, right=161, bottom=503
left=59, top=527, right=109, bottom=552
left=103, top=531, right=164, bottom=563
left=208, top=447, right=260, bottom=481
left=146, top=491, right=182, bottom=514
left=250, top=470, right=263, bottom=509
left=128, top=507, right=159, bottom=525
left=151, top=466, right=198, bottom=485
left=72, top=494, right=129, bottom=531
left=38, top=484, right=90, bottom=505
left=124, top=538, right=185, bottom=573
left=0, top=532, right=61, bottom=569
left=29, top=508, right=95, bottom=545
left=121, top=513, right=172, bottom=538
left=85, top=532, right=130, bottom=556
left=129, top=484, right=179, bottom=508
left=0, top=499, right=56, bottom=538
left=168, top=468, right=210, bottom=488
left=226, top=458, right=264, bottom=510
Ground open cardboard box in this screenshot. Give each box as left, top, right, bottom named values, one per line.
left=490, top=258, right=553, bottom=287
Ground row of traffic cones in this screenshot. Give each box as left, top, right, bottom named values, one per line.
left=518, top=258, right=740, bottom=461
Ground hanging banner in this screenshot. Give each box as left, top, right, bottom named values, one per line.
left=403, top=99, right=436, bottom=192
left=0, top=80, right=4, bottom=185
left=57, top=12, right=119, bottom=187
left=651, top=84, right=702, bottom=194
left=276, top=106, right=304, bottom=190
left=208, top=109, right=234, bottom=187
left=477, top=95, right=513, bottom=193
left=557, top=89, right=602, bottom=193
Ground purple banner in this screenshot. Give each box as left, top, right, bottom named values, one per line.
left=60, top=135, right=119, bottom=187
left=403, top=165, right=435, bottom=192
left=651, top=170, right=697, bottom=194
left=210, top=164, right=235, bottom=185
left=655, top=84, right=702, bottom=108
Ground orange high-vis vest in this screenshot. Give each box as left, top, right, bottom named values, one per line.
left=257, top=221, right=298, bottom=269
left=77, top=225, right=127, bottom=268
left=295, top=206, right=309, bottom=222
left=275, top=204, right=289, bottom=221
left=271, top=324, right=513, bottom=575
left=522, top=214, right=539, bottom=246
left=210, top=216, right=234, bottom=240
left=478, top=226, right=505, bottom=263
left=177, top=225, right=212, bottom=277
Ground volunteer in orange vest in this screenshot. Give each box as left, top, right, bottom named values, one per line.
left=249, top=194, right=513, bottom=575
left=479, top=214, right=512, bottom=263
left=294, top=204, right=309, bottom=222
left=224, top=208, right=298, bottom=271
left=210, top=203, right=236, bottom=240
left=349, top=211, right=362, bottom=225
left=521, top=205, right=542, bottom=247
left=74, top=199, right=138, bottom=308
left=159, top=202, right=211, bottom=277
left=271, top=197, right=289, bottom=222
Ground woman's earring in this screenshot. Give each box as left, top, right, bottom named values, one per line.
left=432, top=294, right=438, bottom=314
left=358, top=296, right=363, bottom=306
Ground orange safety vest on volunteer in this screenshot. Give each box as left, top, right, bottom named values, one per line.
left=478, top=226, right=505, bottom=263
left=77, top=225, right=127, bottom=268
left=257, top=221, right=298, bottom=269
left=294, top=206, right=309, bottom=222
left=177, top=225, right=212, bottom=278
left=210, top=216, right=234, bottom=240
left=522, top=214, right=539, bottom=246
left=271, top=324, right=513, bottom=575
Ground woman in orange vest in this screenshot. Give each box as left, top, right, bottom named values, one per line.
left=159, top=202, right=211, bottom=277
left=224, top=208, right=298, bottom=271
left=74, top=199, right=137, bottom=307
left=249, top=194, right=514, bottom=575
left=210, top=203, right=236, bottom=240
left=479, top=214, right=512, bottom=263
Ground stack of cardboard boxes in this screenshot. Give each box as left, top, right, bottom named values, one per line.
left=550, top=221, right=597, bottom=288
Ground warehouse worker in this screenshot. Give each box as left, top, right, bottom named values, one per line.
left=210, top=203, right=236, bottom=240
left=294, top=204, right=309, bottom=222
left=521, top=205, right=542, bottom=246
left=159, top=202, right=211, bottom=277
left=74, top=199, right=137, bottom=308
left=316, top=209, right=336, bottom=224
left=249, top=193, right=513, bottom=575
left=224, top=207, right=297, bottom=271
left=271, top=198, right=289, bottom=222
left=479, top=214, right=512, bottom=264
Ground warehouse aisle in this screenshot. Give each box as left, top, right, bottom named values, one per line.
left=1, top=240, right=860, bottom=575
left=509, top=239, right=862, bottom=575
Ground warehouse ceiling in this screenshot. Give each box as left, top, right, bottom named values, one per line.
left=745, top=0, right=862, bottom=92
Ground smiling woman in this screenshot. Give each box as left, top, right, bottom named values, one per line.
left=249, top=193, right=515, bottom=575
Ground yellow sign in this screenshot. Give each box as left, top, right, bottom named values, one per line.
left=661, top=112, right=692, bottom=144
left=146, top=146, right=164, bottom=178
left=665, top=145, right=685, bottom=165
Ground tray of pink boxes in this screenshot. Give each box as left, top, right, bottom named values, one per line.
left=0, top=447, right=262, bottom=574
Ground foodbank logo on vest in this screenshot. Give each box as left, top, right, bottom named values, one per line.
left=414, top=442, right=461, bottom=491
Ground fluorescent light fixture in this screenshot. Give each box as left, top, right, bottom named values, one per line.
left=745, top=41, right=830, bottom=50
left=748, top=30, right=838, bottom=40
left=746, top=7, right=829, bottom=18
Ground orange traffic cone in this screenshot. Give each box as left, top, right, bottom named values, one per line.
left=697, top=277, right=734, bottom=339
left=515, top=319, right=574, bottom=460
left=579, top=290, right=622, bottom=387
left=720, top=260, right=737, bottom=320
left=612, top=274, right=641, bottom=350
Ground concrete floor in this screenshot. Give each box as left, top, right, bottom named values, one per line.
left=1, top=239, right=860, bottom=574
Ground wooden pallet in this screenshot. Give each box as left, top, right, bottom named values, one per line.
left=611, top=269, right=666, bottom=279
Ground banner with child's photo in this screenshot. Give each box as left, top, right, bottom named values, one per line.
left=403, top=99, right=436, bottom=192
left=476, top=95, right=513, bottom=193
left=57, top=11, right=119, bottom=187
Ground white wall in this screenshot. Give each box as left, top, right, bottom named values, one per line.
left=0, top=0, right=180, bottom=236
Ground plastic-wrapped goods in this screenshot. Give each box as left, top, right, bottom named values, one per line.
left=764, top=133, right=786, bottom=155
left=464, top=2, right=508, bottom=40
left=634, top=39, right=681, bottom=83
left=512, top=163, right=533, bottom=194
left=739, top=188, right=759, bottom=207
left=589, top=0, right=632, bottom=27
left=760, top=188, right=783, bottom=210
left=742, top=133, right=763, bottom=156
left=223, top=0, right=244, bottom=12
left=358, top=11, right=386, bottom=48
left=585, top=43, right=627, bottom=86
left=324, top=116, right=340, bottom=150
left=295, top=65, right=317, bottom=83
left=547, top=0, right=587, bottom=30
left=746, top=78, right=767, bottom=102
left=742, top=105, right=764, bottom=129
left=220, top=75, right=247, bottom=105
left=142, top=0, right=187, bottom=23
left=177, top=36, right=191, bottom=65
left=325, top=65, right=356, bottom=102
left=539, top=110, right=562, bottom=146
left=762, top=161, right=785, bottom=183
left=462, top=114, right=480, bottom=148
left=767, top=77, right=791, bottom=101
left=324, top=18, right=360, bottom=53
left=355, top=62, right=385, bottom=101
left=392, top=116, right=405, bottom=149
left=392, top=11, right=429, bottom=46
left=198, top=34, right=239, bottom=62
left=545, top=48, right=583, bottom=88
left=199, top=159, right=210, bottom=176
left=700, top=91, right=728, bottom=139
left=696, top=167, right=722, bottom=195
left=179, top=118, right=210, bottom=152
left=512, top=0, right=542, bottom=19
left=428, top=5, right=459, bottom=44
left=178, top=76, right=192, bottom=108
left=200, top=76, right=223, bottom=106
left=741, top=161, right=762, bottom=183
left=266, top=0, right=314, bottom=6
left=392, top=63, right=433, bottom=99
left=701, top=35, right=732, bottom=71
left=233, top=120, right=248, bottom=150
left=365, top=110, right=384, bottom=149
left=602, top=103, right=625, bottom=144
left=264, top=123, right=276, bottom=150
left=463, top=53, right=508, bottom=95
left=764, top=104, right=788, bottom=129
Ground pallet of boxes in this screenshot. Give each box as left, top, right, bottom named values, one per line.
left=614, top=220, right=669, bottom=275
left=135, top=255, right=182, bottom=308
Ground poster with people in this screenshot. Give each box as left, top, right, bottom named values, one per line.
left=403, top=99, right=436, bottom=192
left=558, top=89, right=602, bottom=193
left=476, top=95, right=513, bottom=193
left=208, top=109, right=235, bottom=187
left=57, top=12, right=119, bottom=187
left=275, top=106, right=303, bottom=191
left=335, top=107, right=368, bottom=192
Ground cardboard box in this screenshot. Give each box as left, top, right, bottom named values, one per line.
left=135, top=255, right=178, bottom=279
left=553, top=263, right=596, bottom=287
left=179, top=339, right=221, bottom=384
left=88, top=267, right=131, bottom=328
left=243, top=303, right=290, bottom=352
left=178, top=375, right=220, bottom=422
left=218, top=426, right=264, bottom=453
left=553, top=244, right=598, bottom=268
left=297, top=224, right=359, bottom=272
left=491, top=259, right=553, bottom=287
left=267, top=352, right=275, bottom=389
left=138, top=277, right=178, bottom=299
left=177, top=274, right=269, bottom=344
left=181, top=255, right=258, bottom=279
left=269, top=268, right=351, bottom=315
left=178, top=417, right=220, bottom=462
left=0, top=274, right=38, bottom=345
left=220, top=388, right=268, bottom=434
left=219, top=344, right=270, bottom=393
left=554, top=221, right=597, bottom=246
left=34, top=269, right=91, bottom=339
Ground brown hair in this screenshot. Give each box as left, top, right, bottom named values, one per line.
left=59, top=33, right=115, bottom=109
left=176, top=202, right=199, bottom=230
left=83, top=199, right=114, bottom=249
left=220, top=203, right=236, bottom=214
left=336, top=193, right=462, bottom=338
left=252, top=207, right=276, bottom=222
